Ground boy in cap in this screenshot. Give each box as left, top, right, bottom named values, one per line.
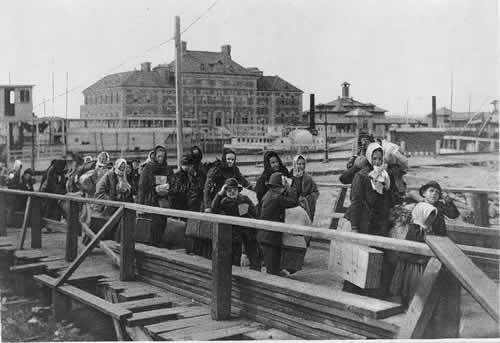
left=419, top=180, right=459, bottom=236
left=257, top=172, right=298, bottom=275
left=212, top=178, right=261, bottom=270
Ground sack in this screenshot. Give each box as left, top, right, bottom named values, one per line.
left=162, top=218, right=186, bottom=248
left=185, top=219, right=201, bottom=237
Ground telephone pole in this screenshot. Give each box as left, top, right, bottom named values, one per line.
left=322, top=105, right=328, bottom=162
left=174, top=16, right=184, bottom=169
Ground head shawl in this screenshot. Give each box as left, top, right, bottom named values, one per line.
left=292, top=154, right=306, bottom=177
left=365, top=143, right=390, bottom=194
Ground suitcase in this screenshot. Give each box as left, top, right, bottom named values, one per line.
left=162, top=218, right=187, bottom=248
left=135, top=216, right=153, bottom=244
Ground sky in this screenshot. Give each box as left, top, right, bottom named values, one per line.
left=1, top=0, right=497, bottom=118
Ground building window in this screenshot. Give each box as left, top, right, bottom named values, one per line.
left=242, top=117, right=249, bottom=124
left=9, top=90, right=15, bottom=104
left=20, top=90, right=30, bottom=103
left=116, top=93, right=120, bottom=103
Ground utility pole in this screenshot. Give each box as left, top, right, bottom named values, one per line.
left=323, top=106, right=328, bottom=162
left=52, top=71, right=55, bottom=116
left=174, top=16, right=184, bottom=169
left=63, top=72, right=68, bottom=155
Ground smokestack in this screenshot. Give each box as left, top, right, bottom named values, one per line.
left=342, top=82, right=350, bottom=98
left=309, top=94, right=315, bottom=129
left=181, top=41, right=187, bottom=52
left=432, top=96, right=437, bottom=128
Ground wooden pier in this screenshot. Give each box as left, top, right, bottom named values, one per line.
left=0, top=187, right=499, bottom=340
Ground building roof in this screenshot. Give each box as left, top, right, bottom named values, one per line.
left=345, top=108, right=373, bottom=117
left=321, top=97, right=386, bottom=114
left=83, top=70, right=170, bottom=92
left=257, top=76, right=302, bottom=92
left=160, top=49, right=254, bottom=76
left=425, top=107, right=455, bottom=117
left=0, top=85, right=35, bottom=88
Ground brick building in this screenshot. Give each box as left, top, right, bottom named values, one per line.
left=80, top=42, right=303, bottom=130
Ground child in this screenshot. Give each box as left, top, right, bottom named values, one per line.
left=419, top=181, right=459, bottom=236
left=389, top=202, right=438, bottom=308
left=211, top=178, right=261, bottom=270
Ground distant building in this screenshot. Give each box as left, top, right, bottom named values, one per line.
left=80, top=42, right=303, bottom=129
left=308, top=82, right=420, bottom=140
left=0, top=85, right=34, bottom=121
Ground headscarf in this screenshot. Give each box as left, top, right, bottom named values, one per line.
left=152, top=145, right=167, bottom=165
left=96, top=152, right=110, bottom=168
left=292, top=154, right=306, bottom=177
left=114, top=158, right=131, bottom=193
left=83, top=155, right=93, bottom=164
left=365, top=142, right=390, bottom=195
left=221, top=148, right=236, bottom=167
left=263, top=151, right=286, bottom=174
left=13, top=160, right=22, bottom=172
left=411, top=202, right=437, bottom=232
left=190, top=146, right=203, bottom=164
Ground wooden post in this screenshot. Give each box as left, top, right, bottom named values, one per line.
left=17, top=196, right=33, bottom=250
left=211, top=223, right=232, bottom=320
left=31, top=197, right=42, bottom=249
left=120, top=208, right=136, bottom=281
left=0, top=193, right=6, bottom=236
left=174, top=16, right=184, bottom=169
left=66, top=200, right=80, bottom=262
left=471, top=193, right=489, bottom=227
left=435, top=139, right=441, bottom=155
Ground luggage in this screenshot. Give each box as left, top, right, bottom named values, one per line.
left=162, top=217, right=186, bottom=248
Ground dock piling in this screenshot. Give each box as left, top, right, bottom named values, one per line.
left=211, top=223, right=232, bottom=320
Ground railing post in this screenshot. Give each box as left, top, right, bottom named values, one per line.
left=120, top=208, right=136, bottom=281
left=66, top=200, right=80, bottom=262
left=471, top=192, right=490, bottom=227
left=435, top=139, right=441, bottom=155
left=0, top=193, right=6, bottom=236
left=31, top=197, right=42, bottom=249
left=211, top=222, right=232, bottom=320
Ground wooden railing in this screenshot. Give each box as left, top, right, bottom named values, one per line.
left=0, top=188, right=498, bottom=338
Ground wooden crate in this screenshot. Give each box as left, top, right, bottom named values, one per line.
left=328, top=218, right=383, bottom=289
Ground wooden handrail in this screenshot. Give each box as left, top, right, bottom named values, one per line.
left=0, top=188, right=496, bottom=257
left=316, top=182, right=498, bottom=194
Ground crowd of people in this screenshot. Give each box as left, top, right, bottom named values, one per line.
left=0, top=134, right=460, bottom=305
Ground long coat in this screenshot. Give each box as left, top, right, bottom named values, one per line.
left=257, top=186, right=298, bottom=246
left=95, top=169, right=133, bottom=216
left=255, top=151, right=289, bottom=205
left=290, top=172, right=319, bottom=221
left=137, top=160, right=173, bottom=207
left=344, top=166, right=391, bottom=236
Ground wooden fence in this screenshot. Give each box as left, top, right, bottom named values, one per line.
left=0, top=188, right=498, bottom=338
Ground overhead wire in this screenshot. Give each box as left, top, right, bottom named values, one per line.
left=33, top=0, right=219, bottom=113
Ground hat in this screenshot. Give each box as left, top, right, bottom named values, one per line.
left=419, top=181, right=442, bottom=197
left=224, top=178, right=243, bottom=191
left=266, top=172, right=284, bottom=187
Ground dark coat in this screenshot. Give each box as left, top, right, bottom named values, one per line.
left=432, top=199, right=459, bottom=236
left=137, top=159, right=173, bottom=207
left=203, top=160, right=250, bottom=210
left=257, top=186, right=298, bottom=246
left=255, top=151, right=290, bottom=204
left=95, top=169, right=133, bottom=216
left=169, top=168, right=204, bottom=211
left=39, top=160, right=67, bottom=194
left=344, top=166, right=391, bottom=236
left=291, top=172, right=319, bottom=221
left=211, top=193, right=257, bottom=219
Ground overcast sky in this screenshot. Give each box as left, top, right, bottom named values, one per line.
left=1, top=0, right=497, bottom=118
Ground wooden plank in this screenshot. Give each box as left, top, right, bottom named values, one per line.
left=30, top=197, right=42, bottom=249
left=397, top=258, right=443, bottom=339
left=120, top=208, right=135, bottom=281
left=10, top=260, right=67, bottom=273
left=118, top=296, right=174, bottom=312
left=126, top=306, right=206, bottom=326
left=42, top=218, right=66, bottom=232
left=426, top=235, right=499, bottom=323
left=162, top=319, right=257, bottom=341
left=145, top=315, right=212, bottom=336
left=124, top=326, right=154, bottom=341
left=14, top=249, right=48, bottom=260
left=81, top=224, right=120, bottom=266
left=0, top=193, right=7, bottom=236
left=65, top=200, right=80, bottom=262
left=103, top=289, right=126, bottom=341
left=117, top=289, right=157, bottom=302
left=471, top=192, right=490, bottom=227
left=211, top=223, right=232, bottom=320
left=17, top=196, right=32, bottom=250
left=35, top=274, right=132, bottom=320
left=54, top=206, right=124, bottom=287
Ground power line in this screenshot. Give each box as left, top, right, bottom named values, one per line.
left=33, top=0, right=219, bottom=113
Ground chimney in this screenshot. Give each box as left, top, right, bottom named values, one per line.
left=221, top=45, right=231, bottom=58
left=181, top=41, right=187, bottom=53
left=141, top=62, right=151, bottom=72
left=432, top=96, right=437, bottom=128
left=309, top=94, right=316, bottom=130
left=341, top=82, right=350, bottom=98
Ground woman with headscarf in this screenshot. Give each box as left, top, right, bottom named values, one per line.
left=39, top=159, right=68, bottom=221
left=6, top=160, right=22, bottom=189
left=95, top=158, right=133, bottom=214
left=188, top=146, right=208, bottom=212
left=137, top=145, right=173, bottom=245
left=342, top=142, right=393, bottom=298
left=290, top=154, right=319, bottom=222
left=65, top=152, right=84, bottom=193
left=255, top=151, right=289, bottom=208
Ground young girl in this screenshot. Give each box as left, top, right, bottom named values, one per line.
left=419, top=181, right=459, bottom=236
left=389, top=202, right=438, bottom=308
